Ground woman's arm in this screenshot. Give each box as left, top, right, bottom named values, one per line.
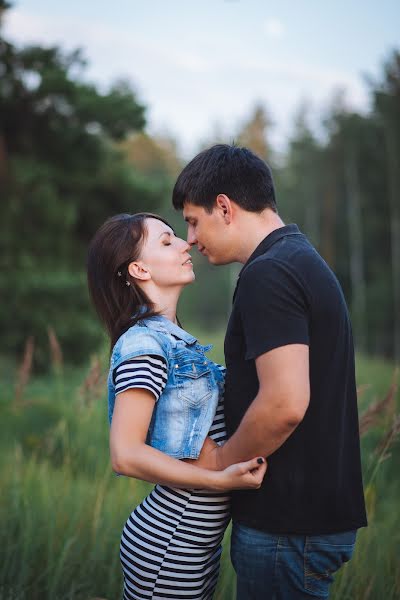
left=110, top=388, right=266, bottom=491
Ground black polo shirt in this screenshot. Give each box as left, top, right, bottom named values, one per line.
left=224, top=224, right=367, bottom=535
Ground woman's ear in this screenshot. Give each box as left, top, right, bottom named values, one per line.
left=216, top=194, right=233, bottom=224
left=128, top=261, right=151, bottom=281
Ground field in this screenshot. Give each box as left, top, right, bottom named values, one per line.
left=0, top=332, right=399, bottom=600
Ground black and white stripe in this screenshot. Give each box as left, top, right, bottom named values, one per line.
left=114, top=355, right=168, bottom=400
left=120, top=363, right=230, bottom=599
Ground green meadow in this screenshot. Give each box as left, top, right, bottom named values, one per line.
left=1, top=334, right=399, bottom=600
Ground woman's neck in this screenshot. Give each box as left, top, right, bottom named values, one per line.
left=156, top=303, right=178, bottom=324
left=145, top=285, right=181, bottom=324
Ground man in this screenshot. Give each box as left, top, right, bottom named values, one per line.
left=172, top=144, right=367, bottom=599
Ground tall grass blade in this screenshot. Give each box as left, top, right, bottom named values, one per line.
left=47, top=326, right=63, bottom=375
left=359, top=369, right=398, bottom=436
left=14, top=336, right=34, bottom=406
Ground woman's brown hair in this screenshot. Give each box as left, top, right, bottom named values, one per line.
left=87, top=212, right=173, bottom=350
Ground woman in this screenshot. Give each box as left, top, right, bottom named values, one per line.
left=87, top=213, right=266, bottom=600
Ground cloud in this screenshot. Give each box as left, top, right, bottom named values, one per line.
left=263, top=18, right=285, bottom=39
left=3, top=8, right=209, bottom=75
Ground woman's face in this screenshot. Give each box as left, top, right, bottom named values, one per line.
left=135, top=217, right=195, bottom=288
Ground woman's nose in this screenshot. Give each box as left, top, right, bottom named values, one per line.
left=178, top=238, right=192, bottom=252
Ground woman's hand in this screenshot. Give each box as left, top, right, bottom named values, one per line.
left=184, top=438, right=268, bottom=490
left=212, top=456, right=268, bottom=491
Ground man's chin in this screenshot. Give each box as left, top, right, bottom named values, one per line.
left=206, top=254, right=231, bottom=266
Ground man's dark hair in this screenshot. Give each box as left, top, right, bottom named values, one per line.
left=172, top=144, right=277, bottom=213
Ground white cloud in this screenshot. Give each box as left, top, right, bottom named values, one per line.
left=263, top=18, right=285, bottom=39
left=3, top=8, right=209, bottom=77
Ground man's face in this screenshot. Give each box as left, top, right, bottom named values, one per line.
left=182, top=202, right=232, bottom=265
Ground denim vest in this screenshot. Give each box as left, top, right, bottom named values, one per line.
left=108, top=315, right=225, bottom=459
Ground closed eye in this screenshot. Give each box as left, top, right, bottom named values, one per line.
left=160, top=231, right=174, bottom=246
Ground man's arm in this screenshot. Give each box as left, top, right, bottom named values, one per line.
left=197, top=343, right=310, bottom=470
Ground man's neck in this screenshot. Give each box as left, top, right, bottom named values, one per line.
left=235, top=212, right=286, bottom=264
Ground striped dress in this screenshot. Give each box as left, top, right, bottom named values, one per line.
left=114, top=356, right=230, bottom=600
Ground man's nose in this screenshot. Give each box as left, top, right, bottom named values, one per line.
left=187, top=228, right=197, bottom=246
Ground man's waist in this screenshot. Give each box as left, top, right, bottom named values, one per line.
left=230, top=488, right=367, bottom=536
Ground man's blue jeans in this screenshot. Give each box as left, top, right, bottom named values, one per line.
left=231, top=522, right=357, bottom=599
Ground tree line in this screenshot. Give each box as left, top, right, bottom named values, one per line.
left=275, top=55, right=400, bottom=362
left=1, top=1, right=399, bottom=367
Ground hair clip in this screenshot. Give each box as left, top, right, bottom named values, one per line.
left=117, top=271, right=122, bottom=277
left=126, top=280, right=131, bottom=286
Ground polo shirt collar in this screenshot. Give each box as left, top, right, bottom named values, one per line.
left=241, top=223, right=302, bottom=274
left=232, top=224, right=302, bottom=303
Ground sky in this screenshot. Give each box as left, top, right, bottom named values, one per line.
left=3, top=0, right=400, bottom=157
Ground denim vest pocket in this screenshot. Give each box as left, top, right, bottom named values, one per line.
left=174, top=359, right=213, bottom=407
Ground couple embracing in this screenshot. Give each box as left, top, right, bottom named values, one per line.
left=87, top=144, right=367, bottom=600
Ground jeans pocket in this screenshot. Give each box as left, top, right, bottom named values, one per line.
left=304, top=531, right=356, bottom=597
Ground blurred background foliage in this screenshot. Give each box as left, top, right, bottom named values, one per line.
left=1, top=1, right=400, bottom=369
left=1, top=336, right=399, bottom=599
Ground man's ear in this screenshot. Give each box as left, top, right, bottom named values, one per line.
left=216, top=194, right=233, bottom=224
left=128, top=261, right=151, bottom=281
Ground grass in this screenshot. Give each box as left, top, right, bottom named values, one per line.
left=0, top=335, right=399, bottom=599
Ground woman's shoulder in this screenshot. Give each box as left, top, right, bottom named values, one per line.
left=112, top=321, right=171, bottom=366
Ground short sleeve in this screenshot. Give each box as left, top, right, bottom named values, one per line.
left=118, top=327, right=168, bottom=364
left=113, top=355, right=168, bottom=400
left=238, top=258, right=310, bottom=360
